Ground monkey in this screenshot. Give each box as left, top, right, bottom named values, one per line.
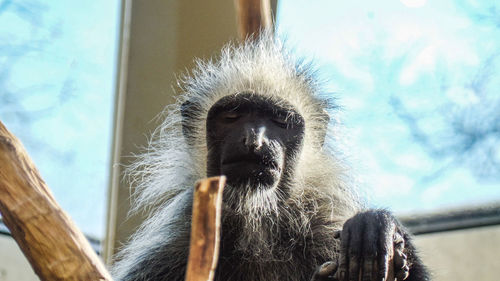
left=111, top=32, right=430, bottom=281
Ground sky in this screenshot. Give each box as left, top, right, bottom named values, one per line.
left=0, top=0, right=499, bottom=239
left=0, top=0, right=120, bottom=238
left=278, top=0, right=500, bottom=214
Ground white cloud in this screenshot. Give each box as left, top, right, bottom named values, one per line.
left=400, top=0, right=428, bottom=8
left=445, top=86, right=480, bottom=106
left=399, top=44, right=437, bottom=85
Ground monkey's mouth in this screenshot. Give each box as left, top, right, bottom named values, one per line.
left=222, top=153, right=279, bottom=169
left=221, top=153, right=281, bottom=187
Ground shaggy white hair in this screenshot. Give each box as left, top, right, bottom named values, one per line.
left=112, top=32, right=361, bottom=281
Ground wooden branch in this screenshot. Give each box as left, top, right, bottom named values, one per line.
left=235, top=0, right=273, bottom=40
left=185, top=176, right=226, bottom=281
left=0, top=121, right=113, bottom=281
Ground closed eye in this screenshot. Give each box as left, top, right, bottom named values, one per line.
left=272, top=118, right=289, bottom=128
left=221, top=112, right=241, bottom=122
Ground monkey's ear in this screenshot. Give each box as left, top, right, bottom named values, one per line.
left=180, top=100, right=197, bottom=145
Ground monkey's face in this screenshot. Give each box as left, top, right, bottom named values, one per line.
left=206, top=93, right=305, bottom=190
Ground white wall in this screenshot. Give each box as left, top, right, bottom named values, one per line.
left=0, top=235, right=38, bottom=281
left=414, top=225, right=500, bottom=281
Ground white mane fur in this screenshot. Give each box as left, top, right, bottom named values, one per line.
left=113, top=32, right=361, bottom=280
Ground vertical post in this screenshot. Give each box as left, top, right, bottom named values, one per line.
left=185, top=176, right=226, bottom=281
left=235, top=0, right=273, bottom=40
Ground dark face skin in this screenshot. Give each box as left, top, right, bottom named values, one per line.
left=206, top=93, right=305, bottom=189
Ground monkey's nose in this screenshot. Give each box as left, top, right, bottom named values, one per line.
left=244, top=126, right=266, bottom=150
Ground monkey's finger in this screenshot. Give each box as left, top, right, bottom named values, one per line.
left=394, top=249, right=409, bottom=280
left=311, top=261, right=338, bottom=281
left=348, top=256, right=361, bottom=281
left=347, top=224, right=363, bottom=281
left=336, top=252, right=348, bottom=281
left=338, top=228, right=351, bottom=281
left=393, top=232, right=405, bottom=251
left=376, top=234, right=392, bottom=281
left=394, top=249, right=407, bottom=269
left=393, top=232, right=409, bottom=280
left=361, top=255, right=375, bottom=281
left=396, top=265, right=410, bottom=280
left=361, top=217, right=380, bottom=281
left=376, top=253, right=389, bottom=281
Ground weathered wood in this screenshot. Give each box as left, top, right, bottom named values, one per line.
left=0, top=121, right=113, bottom=281
left=235, top=0, right=272, bottom=40
left=185, top=176, right=226, bottom=281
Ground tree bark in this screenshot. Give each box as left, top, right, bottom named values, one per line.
left=185, top=176, right=226, bottom=281
left=235, top=0, right=273, bottom=40
left=0, top=121, right=113, bottom=281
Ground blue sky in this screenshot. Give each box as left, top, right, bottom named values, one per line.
left=278, top=0, right=500, bottom=213
left=1, top=0, right=499, bottom=239
left=0, top=0, right=120, bottom=238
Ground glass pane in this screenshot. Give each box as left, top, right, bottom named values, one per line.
left=277, top=0, right=500, bottom=215
left=0, top=1, right=120, bottom=240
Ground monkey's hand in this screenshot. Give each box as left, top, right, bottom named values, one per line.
left=312, top=210, right=410, bottom=281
